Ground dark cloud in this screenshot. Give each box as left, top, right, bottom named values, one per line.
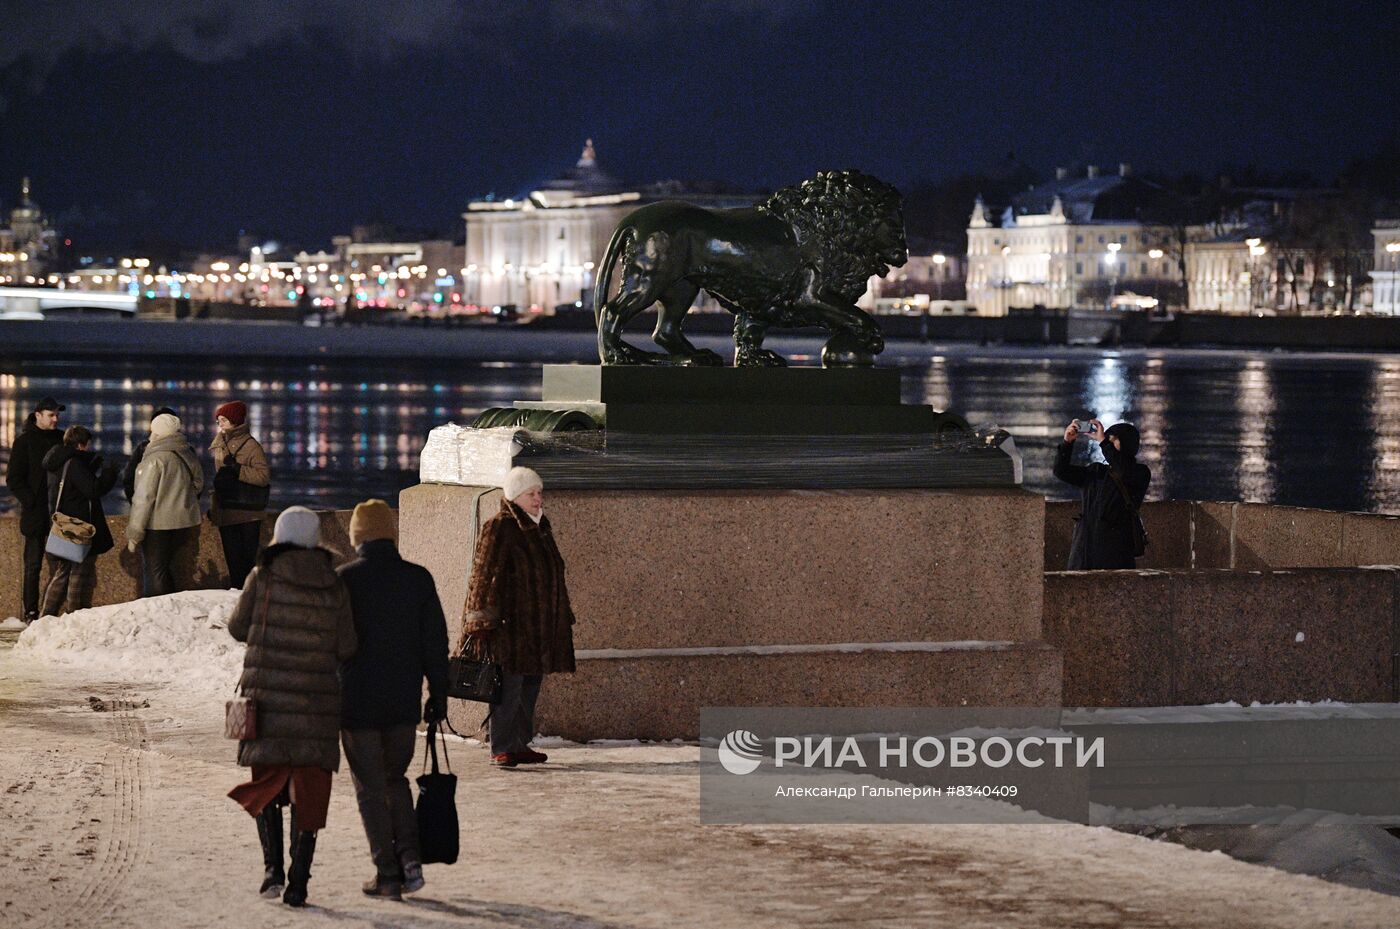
left=0, top=0, right=787, bottom=101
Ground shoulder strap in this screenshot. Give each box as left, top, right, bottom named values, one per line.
left=228, top=434, right=254, bottom=461
left=54, top=459, right=72, bottom=514
left=1106, top=467, right=1138, bottom=513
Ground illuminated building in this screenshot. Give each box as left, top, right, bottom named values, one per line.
left=965, top=165, right=1176, bottom=314
left=463, top=140, right=757, bottom=313
left=0, top=177, right=61, bottom=284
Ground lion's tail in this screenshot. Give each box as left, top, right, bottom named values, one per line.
left=592, top=224, right=636, bottom=327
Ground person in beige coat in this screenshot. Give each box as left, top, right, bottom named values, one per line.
left=127, top=412, right=204, bottom=596
left=210, top=400, right=270, bottom=588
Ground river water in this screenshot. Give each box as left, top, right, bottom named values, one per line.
left=1, top=338, right=1396, bottom=516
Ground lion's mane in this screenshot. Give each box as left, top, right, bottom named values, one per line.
left=758, top=170, right=905, bottom=304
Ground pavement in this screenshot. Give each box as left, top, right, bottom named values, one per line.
left=3, top=635, right=1400, bottom=928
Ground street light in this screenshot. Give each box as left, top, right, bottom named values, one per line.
left=1385, top=242, right=1400, bottom=314
left=931, top=253, right=947, bottom=304
left=1147, top=249, right=1165, bottom=310
left=1245, top=238, right=1267, bottom=312
left=1000, top=245, right=1011, bottom=314
left=1104, top=242, right=1121, bottom=311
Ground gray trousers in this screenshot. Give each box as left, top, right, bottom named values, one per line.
left=341, top=724, right=420, bottom=879
left=490, top=673, right=543, bottom=755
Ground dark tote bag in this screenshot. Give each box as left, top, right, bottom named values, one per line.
left=213, top=436, right=270, bottom=512
left=416, top=722, right=459, bottom=865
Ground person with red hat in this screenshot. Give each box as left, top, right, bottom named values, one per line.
left=210, top=400, right=271, bottom=588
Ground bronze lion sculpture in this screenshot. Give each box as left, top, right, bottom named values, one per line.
left=592, top=170, right=907, bottom=368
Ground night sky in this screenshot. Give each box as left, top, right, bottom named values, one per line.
left=1, top=0, right=1395, bottom=254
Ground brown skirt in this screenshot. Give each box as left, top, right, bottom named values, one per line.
left=228, top=765, right=333, bottom=832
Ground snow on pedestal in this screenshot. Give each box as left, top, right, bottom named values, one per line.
left=419, top=423, right=519, bottom=486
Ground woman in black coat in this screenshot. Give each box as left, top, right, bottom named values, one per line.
left=41, top=425, right=119, bottom=615
left=1053, top=420, right=1151, bottom=570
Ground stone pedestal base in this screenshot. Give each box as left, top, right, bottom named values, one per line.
left=400, top=484, right=1061, bottom=741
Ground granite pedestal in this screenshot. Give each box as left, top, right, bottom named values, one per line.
left=400, top=484, right=1061, bottom=741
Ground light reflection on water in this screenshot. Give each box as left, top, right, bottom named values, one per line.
left=1, top=350, right=1397, bottom=515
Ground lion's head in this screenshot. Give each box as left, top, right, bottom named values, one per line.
left=759, top=170, right=908, bottom=304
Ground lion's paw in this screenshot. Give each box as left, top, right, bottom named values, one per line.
left=735, top=348, right=788, bottom=367
left=677, top=349, right=724, bottom=367
left=821, top=334, right=877, bottom=368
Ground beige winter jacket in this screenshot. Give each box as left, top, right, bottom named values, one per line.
left=209, top=424, right=270, bottom=527
left=128, top=433, right=204, bottom=544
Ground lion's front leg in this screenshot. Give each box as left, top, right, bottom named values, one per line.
left=796, top=283, right=885, bottom=368
left=732, top=313, right=787, bottom=367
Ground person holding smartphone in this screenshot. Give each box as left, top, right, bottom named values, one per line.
left=1054, top=417, right=1151, bottom=569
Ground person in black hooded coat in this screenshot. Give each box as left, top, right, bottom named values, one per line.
left=41, top=426, right=119, bottom=615
left=1053, top=419, right=1151, bottom=570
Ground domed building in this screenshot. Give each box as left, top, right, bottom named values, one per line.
left=462, top=140, right=757, bottom=313
left=0, top=177, right=61, bottom=284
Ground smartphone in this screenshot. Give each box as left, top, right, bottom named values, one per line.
left=1074, top=419, right=1098, bottom=439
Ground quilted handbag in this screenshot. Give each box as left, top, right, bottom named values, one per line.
left=224, top=581, right=272, bottom=739
left=224, top=696, right=257, bottom=739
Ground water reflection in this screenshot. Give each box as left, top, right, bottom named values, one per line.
left=0, top=350, right=1397, bottom=516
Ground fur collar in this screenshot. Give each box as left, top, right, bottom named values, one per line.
left=502, top=498, right=550, bottom=533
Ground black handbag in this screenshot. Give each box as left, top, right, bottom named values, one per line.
left=213, top=436, right=270, bottom=512
left=447, top=654, right=503, bottom=703
left=447, top=635, right=503, bottom=703
left=415, top=722, right=459, bottom=865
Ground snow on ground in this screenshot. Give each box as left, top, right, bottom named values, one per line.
left=12, top=589, right=244, bottom=697
left=5, top=591, right=1400, bottom=925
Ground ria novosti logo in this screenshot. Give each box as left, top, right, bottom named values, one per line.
left=717, top=729, right=764, bottom=775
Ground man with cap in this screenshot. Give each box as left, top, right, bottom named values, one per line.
left=461, top=466, right=577, bottom=767
left=128, top=412, right=204, bottom=596
left=122, top=406, right=179, bottom=503
left=5, top=397, right=65, bottom=622
left=210, top=400, right=271, bottom=588
left=1054, top=418, right=1152, bottom=569
left=337, top=499, right=448, bottom=898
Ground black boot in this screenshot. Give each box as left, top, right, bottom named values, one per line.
left=283, top=830, right=318, bottom=907
left=255, top=804, right=285, bottom=897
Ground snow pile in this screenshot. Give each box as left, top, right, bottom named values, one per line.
left=1143, top=822, right=1400, bottom=897
left=12, top=590, right=245, bottom=695
left=0, top=616, right=27, bottom=631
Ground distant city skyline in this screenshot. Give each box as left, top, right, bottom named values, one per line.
left=1, top=0, right=1395, bottom=253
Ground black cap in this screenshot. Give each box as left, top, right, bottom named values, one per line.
left=35, top=396, right=65, bottom=413
left=152, top=406, right=177, bottom=420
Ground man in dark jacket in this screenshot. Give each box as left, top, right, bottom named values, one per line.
left=4, top=396, right=65, bottom=622
left=1054, top=419, right=1151, bottom=569
left=337, top=499, right=448, bottom=899
left=41, top=426, right=119, bottom=615
left=121, top=406, right=178, bottom=502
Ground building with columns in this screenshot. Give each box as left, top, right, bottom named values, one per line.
left=0, top=177, right=61, bottom=284
left=965, top=165, right=1177, bottom=314
left=1371, top=220, right=1400, bottom=316
left=462, top=141, right=757, bottom=312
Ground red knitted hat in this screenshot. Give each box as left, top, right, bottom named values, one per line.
left=215, top=401, right=247, bottom=426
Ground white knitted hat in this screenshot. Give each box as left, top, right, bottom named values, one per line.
left=150, top=412, right=181, bottom=438
left=272, top=506, right=321, bottom=548
left=502, top=466, right=543, bottom=501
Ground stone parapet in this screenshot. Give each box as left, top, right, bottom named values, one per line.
left=1046, top=566, right=1399, bottom=706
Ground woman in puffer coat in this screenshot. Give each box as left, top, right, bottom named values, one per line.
left=227, top=506, right=356, bottom=908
